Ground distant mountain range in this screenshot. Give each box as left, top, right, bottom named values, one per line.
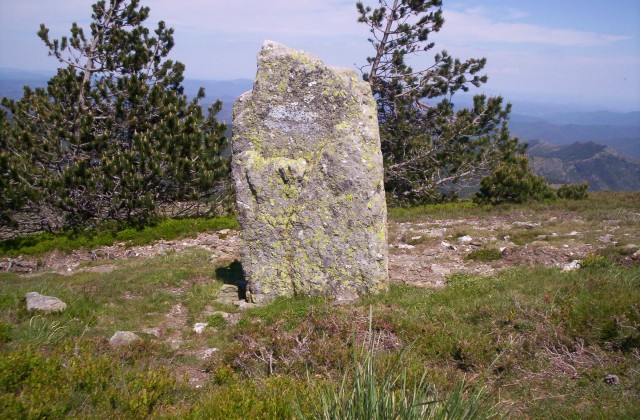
left=510, top=114, right=640, bottom=159
left=1, top=69, right=638, bottom=190
left=527, top=140, right=640, bottom=191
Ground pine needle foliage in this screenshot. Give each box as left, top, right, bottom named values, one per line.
left=356, top=0, right=524, bottom=204
left=1, top=0, right=230, bottom=231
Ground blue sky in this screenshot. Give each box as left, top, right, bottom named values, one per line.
left=0, top=0, right=638, bottom=111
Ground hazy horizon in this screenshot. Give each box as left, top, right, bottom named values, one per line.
left=1, top=0, right=639, bottom=112
left=2, top=66, right=638, bottom=115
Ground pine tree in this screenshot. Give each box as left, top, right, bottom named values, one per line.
left=1, top=0, right=229, bottom=230
left=357, top=0, right=525, bottom=203
left=0, top=109, right=21, bottom=230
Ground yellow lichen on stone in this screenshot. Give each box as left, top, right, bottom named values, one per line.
left=231, top=40, right=388, bottom=304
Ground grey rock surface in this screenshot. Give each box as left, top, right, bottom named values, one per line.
left=25, top=292, right=67, bottom=313
left=215, top=284, right=241, bottom=305
left=109, top=331, right=141, bottom=347
left=232, top=40, right=388, bottom=304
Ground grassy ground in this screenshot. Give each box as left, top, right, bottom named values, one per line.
left=0, top=216, right=238, bottom=258
left=1, top=192, right=639, bottom=418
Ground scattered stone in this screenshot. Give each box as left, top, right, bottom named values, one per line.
left=141, top=327, right=162, bottom=337
left=233, top=300, right=257, bottom=310
left=109, top=331, right=141, bottom=347
left=604, top=374, right=620, bottom=385
left=202, top=348, right=218, bottom=359
left=430, top=264, right=451, bottom=275
left=440, top=241, right=458, bottom=251
left=568, top=231, right=580, bottom=236
left=598, top=234, right=614, bottom=243
left=420, top=228, right=446, bottom=238
left=410, top=236, right=422, bottom=241
left=332, top=297, right=357, bottom=306
left=216, top=284, right=241, bottom=305
left=632, top=250, right=640, bottom=261
left=25, top=292, right=67, bottom=313
left=458, top=235, right=473, bottom=243
left=397, top=244, right=415, bottom=250
left=167, top=338, right=181, bottom=350
left=513, top=221, right=541, bottom=229
left=5, top=258, right=38, bottom=273
left=231, top=40, right=388, bottom=304
left=562, top=260, right=581, bottom=272
left=165, top=303, right=188, bottom=331
left=193, top=323, right=208, bottom=334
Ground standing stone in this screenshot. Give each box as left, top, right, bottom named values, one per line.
left=232, top=40, right=388, bottom=304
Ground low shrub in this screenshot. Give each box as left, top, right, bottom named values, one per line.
left=0, top=344, right=180, bottom=418
left=466, top=248, right=503, bottom=261
left=474, top=157, right=556, bottom=205
left=556, top=183, right=589, bottom=200
left=580, top=254, right=609, bottom=269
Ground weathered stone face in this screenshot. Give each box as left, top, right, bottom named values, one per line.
left=232, top=40, right=388, bottom=304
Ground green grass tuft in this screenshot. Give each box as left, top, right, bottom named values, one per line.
left=300, top=309, right=490, bottom=419
left=388, top=201, right=481, bottom=222
left=0, top=216, right=238, bottom=257
left=466, top=248, right=503, bottom=261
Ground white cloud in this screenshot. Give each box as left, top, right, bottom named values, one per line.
left=440, top=8, right=632, bottom=47
left=151, top=0, right=363, bottom=37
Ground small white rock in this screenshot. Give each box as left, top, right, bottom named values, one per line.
left=441, top=241, right=458, bottom=251
left=562, top=260, right=581, bottom=272
left=397, top=244, right=415, bottom=250
left=233, top=300, right=258, bottom=310
left=513, top=221, right=541, bottom=229
left=193, top=322, right=208, bottom=334
left=202, top=348, right=218, bottom=359
left=109, top=331, right=141, bottom=347
left=141, top=327, right=162, bottom=337
left=458, top=235, right=473, bottom=243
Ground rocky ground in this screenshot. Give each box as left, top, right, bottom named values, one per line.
left=3, top=204, right=640, bottom=390
left=3, top=209, right=638, bottom=285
